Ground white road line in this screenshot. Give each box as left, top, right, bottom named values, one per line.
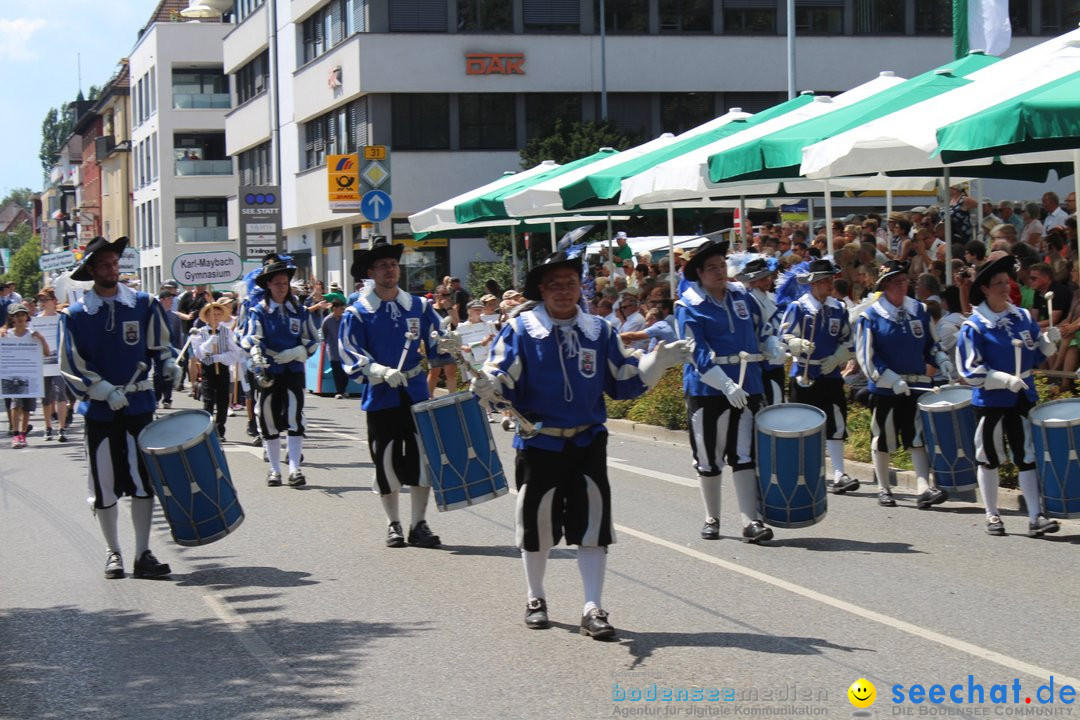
left=608, top=460, right=698, bottom=488
left=223, top=446, right=263, bottom=459
left=202, top=593, right=295, bottom=679
left=615, top=523, right=1080, bottom=687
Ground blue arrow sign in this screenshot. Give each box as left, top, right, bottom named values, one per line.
left=361, top=189, right=393, bottom=223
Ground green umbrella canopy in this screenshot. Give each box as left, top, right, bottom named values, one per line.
left=707, top=52, right=999, bottom=184
left=935, top=69, right=1080, bottom=163
left=453, top=149, right=618, bottom=225
left=558, top=93, right=817, bottom=211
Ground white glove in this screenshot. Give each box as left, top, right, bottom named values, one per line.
left=892, top=379, right=911, bottom=396
left=163, top=359, right=183, bottom=388
left=937, top=359, right=956, bottom=382
left=87, top=380, right=119, bottom=402
left=211, top=354, right=231, bottom=365
left=106, top=387, right=129, bottom=411
left=762, top=335, right=785, bottom=365
left=819, top=347, right=854, bottom=375
left=1039, top=328, right=1062, bottom=356
left=367, top=362, right=407, bottom=388
left=700, top=366, right=748, bottom=409
left=876, top=369, right=909, bottom=396
left=435, top=331, right=462, bottom=356
left=273, top=346, right=308, bottom=364
left=251, top=349, right=271, bottom=369
left=787, top=338, right=815, bottom=357
left=469, top=373, right=502, bottom=404
left=637, top=339, right=693, bottom=386
left=985, top=370, right=1027, bottom=393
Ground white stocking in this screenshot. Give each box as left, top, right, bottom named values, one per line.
left=96, top=504, right=121, bottom=553
left=911, top=446, right=931, bottom=493
left=522, top=550, right=548, bottom=601
left=977, top=466, right=1000, bottom=518
left=732, top=468, right=759, bottom=526
left=578, top=546, right=606, bottom=614
left=698, top=474, right=721, bottom=520
left=131, top=497, right=154, bottom=557
left=873, top=450, right=892, bottom=492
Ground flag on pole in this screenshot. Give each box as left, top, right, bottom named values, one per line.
left=953, top=0, right=1011, bottom=59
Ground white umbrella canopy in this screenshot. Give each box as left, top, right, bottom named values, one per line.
left=618, top=71, right=907, bottom=207
left=800, top=27, right=1080, bottom=178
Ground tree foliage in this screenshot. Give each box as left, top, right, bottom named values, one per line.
left=39, top=105, right=74, bottom=177
left=2, top=227, right=42, bottom=298
left=521, top=119, right=644, bottom=167
left=1, top=188, right=33, bottom=211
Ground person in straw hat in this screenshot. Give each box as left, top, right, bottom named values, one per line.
left=192, top=299, right=246, bottom=440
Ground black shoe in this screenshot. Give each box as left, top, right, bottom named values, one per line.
left=162, top=400, right=172, bottom=409
left=104, top=551, right=125, bottom=580
left=525, top=598, right=549, bottom=629
left=386, top=521, right=406, bottom=548
left=252, top=436, right=263, bottom=447
left=742, top=520, right=774, bottom=544
left=986, top=515, right=1006, bottom=536
left=266, top=471, right=282, bottom=487
left=580, top=608, right=616, bottom=639
left=878, top=489, right=897, bottom=507
left=407, top=520, right=441, bottom=548
left=132, top=550, right=171, bottom=579
left=246, top=421, right=258, bottom=437
left=1028, top=514, right=1060, bottom=538
left=45, top=428, right=54, bottom=441
left=828, top=474, right=859, bottom=494
left=700, top=517, right=720, bottom=540
left=916, top=486, right=949, bottom=509
left=287, top=470, right=306, bottom=487
left=24, top=424, right=33, bottom=436
left=57, top=430, right=68, bottom=443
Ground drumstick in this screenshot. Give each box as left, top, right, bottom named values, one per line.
left=123, top=362, right=148, bottom=394
left=797, top=313, right=814, bottom=388
left=1046, top=290, right=1055, bottom=329
left=905, top=384, right=942, bottom=394
left=1012, top=338, right=1023, bottom=383
left=396, top=332, right=416, bottom=372
left=737, top=350, right=749, bottom=388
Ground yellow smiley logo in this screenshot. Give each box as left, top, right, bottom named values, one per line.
left=848, top=678, right=876, bottom=708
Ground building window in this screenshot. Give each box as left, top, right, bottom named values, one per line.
left=176, top=198, right=228, bottom=243
left=301, top=0, right=366, bottom=63
left=235, top=51, right=269, bottom=105
left=597, top=0, right=648, bottom=32
left=322, top=228, right=343, bottom=247
left=389, top=0, right=448, bottom=31
left=1010, top=0, right=1031, bottom=34
left=914, top=0, right=952, bottom=34
left=302, top=97, right=369, bottom=169
left=854, top=0, right=904, bottom=33
left=172, top=69, right=230, bottom=109
left=723, top=0, right=777, bottom=34
left=174, top=132, right=231, bottom=176
left=724, top=91, right=787, bottom=113
left=660, top=0, right=713, bottom=31
left=525, top=93, right=582, bottom=140
left=459, top=94, right=516, bottom=149
left=601, top=93, right=651, bottom=138
left=457, top=0, right=512, bottom=31
left=523, top=0, right=579, bottom=31
left=660, top=93, right=715, bottom=134
left=149, top=66, right=157, bottom=115
left=795, top=0, right=843, bottom=33
left=392, top=94, right=450, bottom=150
left=238, top=141, right=274, bottom=186
left=1041, top=0, right=1080, bottom=33
left=236, top=0, right=265, bottom=22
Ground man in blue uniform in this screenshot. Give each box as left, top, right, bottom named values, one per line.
left=676, top=239, right=785, bottom=544
left=339, top=240, right=449, bottom=549
left=59, top=236, right=182, bottom=580
left=244, top=257, right=319, bottom=487
left=471, top=251, right=690, bottom=638
left=779, top=258, right=858, bottom=494
left=956, top=253, right=1061, bottom=537
left=854, top=260, right=955, bottom=509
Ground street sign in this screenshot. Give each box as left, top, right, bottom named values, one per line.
left=239, top=186, right=282, bottom=260
left=360, top=145, right=390, bottom=194
left=327, top=154, right=362, bottom=212
left=120, top=247, right=139, bottom=273
left=363, top=145, right=386, bottom=160
left=39, top=251, right=76, bottom=273
left=171, top=251, right=243, bottom=286
left=361, top=190, right=392, bottom=223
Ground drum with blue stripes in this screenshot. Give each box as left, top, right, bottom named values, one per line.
left=1029, top=398, right=1080, bottom=519
left=412, top=392, right=508, bottom=512
left=755, top=403, right=827, bottom=528
left=138, top=410, right=245, bottom=546
left=917, top=385, right=978, bottom=493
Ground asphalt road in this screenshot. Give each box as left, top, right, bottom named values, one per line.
left=2, top=390, right=1079, bottom=720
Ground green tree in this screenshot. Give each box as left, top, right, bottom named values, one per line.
left=1, top=188, right=33, bottom=211
left=520, top=119, right=643, bottom=167
left=3, top=229, right=42, bottom=297
left=39, top=106, right=74, bottom=177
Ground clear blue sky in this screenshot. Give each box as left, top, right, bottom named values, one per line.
left=0, top=0, right=159, bottom=203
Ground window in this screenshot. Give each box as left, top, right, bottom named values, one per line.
left=602, top=93, right=651, bottom=138
left=460, top=94, right=516, bottom=149
left=149, top=66, right=157, bottom=115
left=1040, top=0, right=1080, bottom=33
left=1010, top=0, right=1031, bottom=34
left=660, top=0, right=713, bottom=31
left=236, top=0, right=265, bottom=22
left=238, top=142, right=274, bottom=186
left=457, top=0, right=512, bottom=30
left=724, top=91, right=787, bottom=113
left=392, top=94, right=450, bottom=150
left=174, top=133, right=231, bottom=176
left=795, top=0, right=843, bottom=33
left=660, top=93, right=715, bottom=134
left=302, top=97, right=369, bottom=169
left=523, top=0, right=579, bottom=31
left=854, top=0, right=904, bottom=33
left=723, top=0, right=777, bottom=34
left=389, top=0, right=448, bottom=31
left=322, top=228, right=343, bottom=247
left=301, top=0, right=366, bottom=63
left=525, top=93, right=582, bottom=140
left=176, top=198, right=228, bottom=243
left=597, top=0, right=648, bottom=32
left=235, top=51, right=269, bottom=105
left=172, top=69, right=229, bottom=109
left=151, top=133, right=158, bottom=181
left=915, top=0, right=952, bottom=34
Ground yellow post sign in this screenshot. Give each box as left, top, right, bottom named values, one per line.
left=327, top=154, right=361, bottom=212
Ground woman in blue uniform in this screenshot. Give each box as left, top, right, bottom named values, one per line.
left=956, top=253, right=1061, bottom=537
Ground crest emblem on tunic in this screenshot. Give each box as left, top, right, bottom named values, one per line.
left=122, top=321, right=140, bottom=346
left=732, top=300, right=749, bottom=320
left=828, top=318, right=840, bottom=336
left=1020, top=330, right=1036, bottom=350
left=909, top=319, right=924, bottom=338
left=289, top=318, right=301, bottom=335
left=407, top=318, right=421, bottom=337
left=579, top=348, right=597, bottom=378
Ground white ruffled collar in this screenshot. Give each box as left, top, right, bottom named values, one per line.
left=972, top=302, right=1022, bottom=328
left=520, top=304, right=601, bottom=341
left=82, top=283, right=137, bottom=315
left=680, top=280, right=746, bottom=307
left=872, top=294, right=921, bottom=321
left=359, top=286, right=413, bottom=313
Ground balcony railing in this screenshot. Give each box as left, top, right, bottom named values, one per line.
left=177, top=226, right=229, bottom=243
left=173, top=93, right=231, bottom=109
left=175, top=159, right=233, bottom=176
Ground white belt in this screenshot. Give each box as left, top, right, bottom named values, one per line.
left=403, top=366, right=424, bottom=379
left=537, top=424, right=594, bottom=439
left=126, top=380, right=154, bottom=393
left=712, top=353, right=764, bottom=365
left=901, top=374, right=933, bottom=383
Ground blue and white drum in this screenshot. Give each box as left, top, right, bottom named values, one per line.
left=411, top=392, right=508, bottom=512
left=917, top=385, right=978, bottom=493
left=755, top=403, right=827, bottom=528
left=138, top=409, right=245, bottom=546
left=1029, top=398, right=1080, bottom=519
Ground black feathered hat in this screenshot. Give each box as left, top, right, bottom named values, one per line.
left=350, top=237, right=404, bottom=282
left=797, top=258, right=841, bottom=284
left=523, top=251, right=584, bottom=301
left=875, top=260, right=911, bottom=290
left=969, top=253, right=1018, bottom=307
left=682, top=238, right=729, bottom=283
left=71, top=236, right=129, bottom=281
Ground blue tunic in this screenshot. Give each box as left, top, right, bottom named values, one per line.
left=956, top=303, right=1044, bottom=407
left=244, top=297, right=319, bottom=375
left=779, top=293, right=852, bottom=381
left=854, top=295, right=942, bottom=396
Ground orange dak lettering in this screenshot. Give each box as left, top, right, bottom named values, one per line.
left=465, top=53, right=525, bottom=75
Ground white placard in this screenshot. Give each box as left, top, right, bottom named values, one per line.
left=172, top=251, right=243, bottom=286
left=29, top=315, right=61, bottom=377
left=0, top=334, right=45, bottom=398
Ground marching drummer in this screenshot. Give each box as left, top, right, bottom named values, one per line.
left=338, top=239, right=450, bottom=549
left=244, top=257, right=319, bottom=488
left=59, top=236, right=182, bottom=580
left=956, top=253, right=1061, bottom=538
left=191, top=300, right=245, bottom=441
left=853, top=260, right=955, bottom=510
left=675, top=239, right=786, bottom=544
left=734, top=254, right=785, bottom=406
left=779, top=258, right=858, bottom=495
left=470, top=250, right=690, bottom=638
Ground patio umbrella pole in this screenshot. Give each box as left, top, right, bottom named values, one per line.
left=667, top=204, right=677, bottom=300
left=944, top=167, right=953, bottom=288
left=738, top=195, right=747, bottom=250
left=824, top=178, right=834, bottom=256
left=607, top=214, right=615, bottom=278
left=974, top=178, right=983, bottom=245
left=886, top=189, right=893, bottom=221
left=1075, top=150, right=1080, bottom=262
left=510, top=226, right=519, bottom=290
left=550, top=219, right=557, bottom=253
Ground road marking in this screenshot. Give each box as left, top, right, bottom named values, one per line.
left=203, top=593, right=295, bottom=679
left=608, top=460, right=698, bottom=488
left=615, top=523, right=1080, bottom=687
left=223, top=446, right=263, bottom=459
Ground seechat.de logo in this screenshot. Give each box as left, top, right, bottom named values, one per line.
left=245, top=193, right=277, bottom=205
